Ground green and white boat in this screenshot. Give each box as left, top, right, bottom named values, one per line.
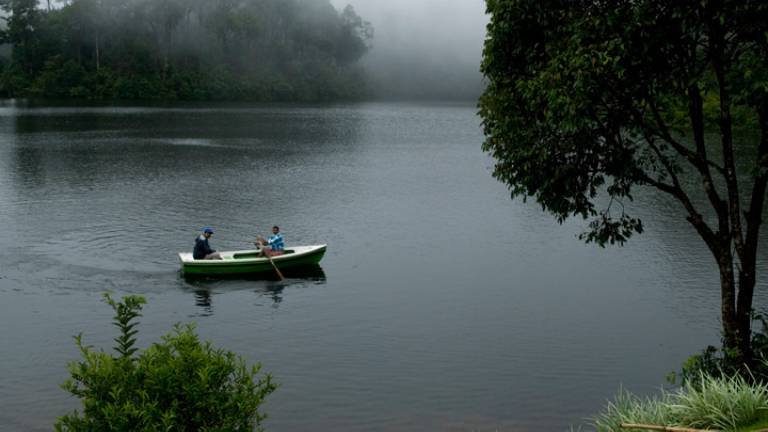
left=179, top=244, right=327, bottom=276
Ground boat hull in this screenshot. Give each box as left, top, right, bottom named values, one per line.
left=179, top=244, right=326, bottom=276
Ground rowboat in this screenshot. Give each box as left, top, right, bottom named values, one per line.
left=179, top=244, right=327, bottom=276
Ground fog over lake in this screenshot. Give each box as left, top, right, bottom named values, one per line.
left=332, top=0, right=488, bottom=99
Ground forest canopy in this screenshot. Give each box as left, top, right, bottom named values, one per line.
left=0, top=0, right=374, bottom=101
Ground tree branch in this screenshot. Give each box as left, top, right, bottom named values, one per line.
left=641, top=126, right=718, bottom=249
left=738, top=101, right=768, bottom=320
left=687, top=83, right=730, bottom=244
left=711, top=17, right=745, bottom=260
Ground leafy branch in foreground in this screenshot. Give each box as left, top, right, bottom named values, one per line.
left=103, top=293, right=144, bottom=359
left=56, top=293, right=276, bottom=431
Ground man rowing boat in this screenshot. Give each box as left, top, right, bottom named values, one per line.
left=254, top=225, right=284, bottom=257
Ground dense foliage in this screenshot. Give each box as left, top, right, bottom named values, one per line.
left=671, top=315, right=768, bottom=385
left=0, top=0, right=373, bottom=101
left=56, top=293, right=276, bottom=431
left=479, top=0, right=768, bottom=369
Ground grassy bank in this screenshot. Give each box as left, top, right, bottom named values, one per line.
left=592, top=373, right=768, bottom=432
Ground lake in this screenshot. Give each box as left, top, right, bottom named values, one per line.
left=0, top=100, right=764, bottom=431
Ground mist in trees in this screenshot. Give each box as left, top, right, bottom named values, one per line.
left=0, top=0, right=374, bottom=101
left=0, top=0, right=488, bottom=101
left=333, top=0, right=487, bottom=101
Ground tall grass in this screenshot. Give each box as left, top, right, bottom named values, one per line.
left=593, top=390, right=675, bottom=432
left=671, top=373, right=768, bottom=430
left=593, top=373, right=768, bottom=431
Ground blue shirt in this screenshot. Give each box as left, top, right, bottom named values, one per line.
left=267, top=233, right=284, bottom=251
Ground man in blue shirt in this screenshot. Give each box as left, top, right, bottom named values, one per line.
left=193, top=227, right=222, bottom=260
left=255, top=225, right=284, bottom=256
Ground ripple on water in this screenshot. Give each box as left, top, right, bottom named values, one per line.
left=148, top=138, right=227, bottom=148
left=31, top=218, right=176, bottom=273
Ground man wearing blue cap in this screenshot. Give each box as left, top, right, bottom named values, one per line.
left=193, top=227, right=222, bottom=260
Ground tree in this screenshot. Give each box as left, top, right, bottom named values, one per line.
left=336, top=5, right=373, bottom=65
left=142, top=0, right=188, bottom=75
left=62, top=0, right=107, bottom=71
left=0, top=0, right=43, bottom=73
left=479, top=0, right=768, bottom=369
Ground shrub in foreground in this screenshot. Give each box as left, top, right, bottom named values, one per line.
left=672, top=315, right=768, bottom=384
left=593, top=373, right=768, bottom=431
left=55, top=293, right=276, bottom=431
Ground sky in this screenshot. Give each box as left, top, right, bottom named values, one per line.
left=331, top=0, right=488, bottom=63
left=330, top=0, right=490, bottom=99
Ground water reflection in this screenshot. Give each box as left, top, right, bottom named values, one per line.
left=182, top=264, right=326, bottom=283
left=12, top=147, right=46, bottom=189
left=182, top=264, right=326, bottom=313
left=193, top=289, right=214, bottom=316
left=262, top=285, right=284, bottom=309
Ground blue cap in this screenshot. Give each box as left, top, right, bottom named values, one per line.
left=203, top=227, right=214, bottom=233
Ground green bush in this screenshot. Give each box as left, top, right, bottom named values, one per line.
left=593, top=373, right=768, bottom=431
left=32, top=57, right=89, bottom=98
left=670, top=315, right=768, bottom=385
left=55, top=293, right=276, bottom=431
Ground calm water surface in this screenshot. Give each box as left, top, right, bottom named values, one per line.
left=0, top=101, right=766, bottom=431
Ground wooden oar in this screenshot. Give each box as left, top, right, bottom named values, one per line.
left=264, top=250, right=284, bottom=280
left=254, top=239, right=284, bottom=280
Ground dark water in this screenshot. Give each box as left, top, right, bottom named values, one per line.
left=0, top=100, right=765, bottom=431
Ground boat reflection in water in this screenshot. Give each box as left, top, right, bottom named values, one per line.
left=193, top=289, right=214, bottom=316
left=182, top=263, right=326, bottom=282
left=182, top=264, right=326, bottom=313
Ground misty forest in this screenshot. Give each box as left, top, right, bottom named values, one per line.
left=0, top=0, right=373, bottom=101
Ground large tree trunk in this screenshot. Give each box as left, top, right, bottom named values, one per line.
left=737, top=266, right=757, bottom=364
left=737, top=102, right=768, bottom=367
left=707, top=16, right=761, bottom=371
left=714, top=242, right=755, bottom=370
